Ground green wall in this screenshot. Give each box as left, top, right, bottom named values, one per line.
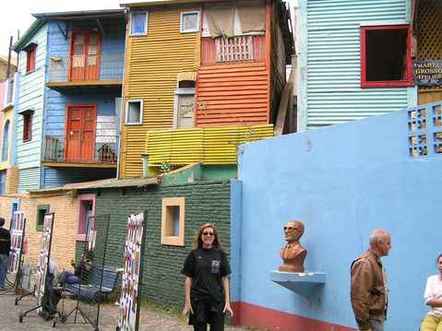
left=83, top=180, right=232, bottom=308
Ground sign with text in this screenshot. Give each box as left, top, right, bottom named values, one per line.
left=414, top=60, right=442, bottom=87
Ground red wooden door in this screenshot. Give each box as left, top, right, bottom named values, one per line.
left=65, top=106, right=97, bottom=162
left=69, top=32, right=100, bottom=81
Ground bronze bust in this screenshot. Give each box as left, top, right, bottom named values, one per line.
left=278, top=220, right=307, bottom=273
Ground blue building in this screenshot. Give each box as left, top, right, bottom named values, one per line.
left=296, top=0, right=441, bottom=130
left=13, top=9, right=125, bottom=192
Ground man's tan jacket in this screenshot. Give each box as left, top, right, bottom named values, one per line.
left=351, top=250, right=387, bottom=330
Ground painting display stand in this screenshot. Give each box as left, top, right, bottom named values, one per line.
left=116, top=211, right=147, bottom=331
left=0, top=211, right=27, bottom=296
left=54, top=214, right=111, bottom=331
left=19, top=213, right=55, bottom=323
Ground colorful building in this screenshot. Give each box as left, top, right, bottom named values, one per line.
left=0, top=67, right=19, bottom=195
left=119, top=0, right=294, bottom=178
left=13, top=9, right=125, bottom=193
left=297, top=0, right=442, bottom=130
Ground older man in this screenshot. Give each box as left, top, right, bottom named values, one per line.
left=351, top=229, right=391, bottom=331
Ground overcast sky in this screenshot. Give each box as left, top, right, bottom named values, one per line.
left=0, top=0, right=297, bottom=57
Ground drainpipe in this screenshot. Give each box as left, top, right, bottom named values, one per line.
left=141, top=154, right=149, bottom=178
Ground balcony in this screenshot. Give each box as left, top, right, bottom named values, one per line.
left=46, top=54, right=123, bottom=92
left=43, top=136, right=117, bottom=168
left=145, top=124, right=274, bottom=167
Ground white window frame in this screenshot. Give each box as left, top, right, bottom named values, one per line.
left=130, top=11, right=149, bottom=36
left=125, top=99, right=144, bottom=125
left=180, top=11, right=200, bottom=33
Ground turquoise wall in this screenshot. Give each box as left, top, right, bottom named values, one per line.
left=237, top=103, right=442, bottom=330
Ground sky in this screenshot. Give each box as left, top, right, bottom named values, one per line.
left=0, top=0, right=297, bottom=57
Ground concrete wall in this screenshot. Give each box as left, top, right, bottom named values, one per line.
left=236, top=104, right=442, bottom=330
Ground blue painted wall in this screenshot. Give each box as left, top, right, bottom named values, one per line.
left=40, top=17, right=125, bottom=188
left=237, top=103, right=442, bottom=330
left=47, top=18, right=125, bottom=82
left=16, top=23, right=48, bottom=192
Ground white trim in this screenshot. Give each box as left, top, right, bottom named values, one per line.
left=129, top=11, right=149, bottom=36
left=180, top=11, right=200, bottom=33
left=125, top=99, right=144, bottom=125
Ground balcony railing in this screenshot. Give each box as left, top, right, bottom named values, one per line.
left=43, top=136, right=117, bottom=165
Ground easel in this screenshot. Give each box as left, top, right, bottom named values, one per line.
left=0, top=211, right=27, bottom=297
left=19, top=212, right=55, bottom=322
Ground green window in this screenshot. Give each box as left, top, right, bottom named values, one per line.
left=36, top=205, right=50, bottom=232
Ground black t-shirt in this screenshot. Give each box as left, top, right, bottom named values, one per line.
left=182, top=247, right=231, bottom=303
left=0, top=227, right=11, bottom=256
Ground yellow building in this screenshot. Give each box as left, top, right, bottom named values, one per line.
left=119, top=0, right=294, bottom=178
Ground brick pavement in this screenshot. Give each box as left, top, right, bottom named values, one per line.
left=0, top=293, right=250, bottom=331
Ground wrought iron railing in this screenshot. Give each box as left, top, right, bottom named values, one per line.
left=43, top=136, right=117, bottom=164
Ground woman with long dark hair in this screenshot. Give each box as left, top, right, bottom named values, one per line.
left=182, top=223, right=233, bottom=331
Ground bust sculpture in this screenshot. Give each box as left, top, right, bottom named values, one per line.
left=278, top=220, right=307, bottom=273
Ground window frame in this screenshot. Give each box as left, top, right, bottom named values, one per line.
left=360, top=24, right=414, bottom=88
left=25, top=44, right=37, bottom=74
left=36, top=204, right=50, bottom=232
left=2, top=120, right=10, bottom=161
left=125, top=99, right=144, bottom=125
left=173, top=87, right=196, bottom=129
left=22, top=111, right=33, bottom=143
left=180, top=11, right=201, bottom=33
left=130, top=11, right=149, bottom=36
left=161, top=197, right=185, bottom=246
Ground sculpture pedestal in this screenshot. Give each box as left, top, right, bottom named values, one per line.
left=270, top=270, right=326, bottom=298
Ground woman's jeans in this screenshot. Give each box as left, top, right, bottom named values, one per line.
left=0, top=254, right=8, bottom=288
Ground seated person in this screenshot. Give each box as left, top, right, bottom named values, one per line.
left=40, top=260, right=62, bottom=320
left=58, top=251, right=93, bottom=286
left=420, top=254, right=442, bottom=331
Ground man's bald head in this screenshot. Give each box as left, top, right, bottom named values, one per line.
left=369, top=229, right=391, bottom=257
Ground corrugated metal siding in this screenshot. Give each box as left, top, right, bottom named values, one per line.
left=18, top=167, right=41, bottom=193
left=304, top=0, right=412, bottom=129
left=16, top=24, right=48, bottom=170
left=145, top=124, right=274, bottom=165
left=196, top=62, right=269, bottom=127
left=121, top=5, right=201, bottom=178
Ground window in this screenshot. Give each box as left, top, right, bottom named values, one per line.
left=25, top=44, right=37, bottom=73
left=161, top=197, right=185, bottom=246
left=0, top=171, right=5, bottom=195
left=22, top=111, right=33, bottom=142
left=36, top=205, right=50, bottom=232
left=360, top=25, right=413, bottom=88
left=180, top=11, right=200, bottom=33
left=2, top=120, right=9, bottom=161
left=125, top=100, right=143, bottom=125
left=130, top=11, right=148, bottom=36
left=78, top=195, right=95, bottom=241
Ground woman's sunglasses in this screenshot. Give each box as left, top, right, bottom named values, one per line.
left=202, top=231, right=214, bottom=236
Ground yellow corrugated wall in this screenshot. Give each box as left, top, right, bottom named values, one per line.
left=120, top=5, right=201, bottom=178
left=145, top=124, right=274, bottom=166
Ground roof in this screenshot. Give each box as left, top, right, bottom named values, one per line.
left=13, top=19, right=46, bottom=51
left=120, top=0, right=211, bottom=7
left=33, top=9, right=125, bottom=20
left=28, top=177, right=160, bottom=195
left=14, top=9, right=125, bottom=51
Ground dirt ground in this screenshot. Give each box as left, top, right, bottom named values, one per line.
left=0, top=293, right=252, bottom=331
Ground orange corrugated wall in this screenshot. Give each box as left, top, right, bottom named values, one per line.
left=196, top=60, right=270, bottom=127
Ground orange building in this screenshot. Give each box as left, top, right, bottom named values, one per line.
left=119, top=0, right=294, bottom=178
